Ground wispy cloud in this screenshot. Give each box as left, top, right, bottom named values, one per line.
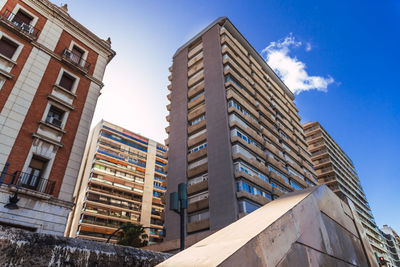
left=305, top=42, right=312, bottom=52
left=262, top=34, right=334, bottom=95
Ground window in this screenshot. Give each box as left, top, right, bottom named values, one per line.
left=238, top=200, right=261, bottom=214
left=188, top=91, right=204, bottom=102
left=24, top=155, right=48, bottom=190
left=71, top=45, right=84, bottom=65
left=0, top=37, right=18, bottom=59
left=46, top=106, right=65, bottom=128
left=189, top=143, right=207, bottom=153
left=189, top=115, right=205, bottom=126
left=12, top=10, right=33, bottom=26
left=59, top=72, right=76, bottom=91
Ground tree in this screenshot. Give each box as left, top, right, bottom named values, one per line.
left=117, top=223, right=148, bottom=247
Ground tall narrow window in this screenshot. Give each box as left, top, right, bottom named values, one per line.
left=24, top=156, right=48, bottom=190
left=0, top=37, right=18, bottom=59
left=59, top=72, right=76, bottom=91
left=46, top=105, right=65, bottom=128
left=71, top=45, right=84, bottom=65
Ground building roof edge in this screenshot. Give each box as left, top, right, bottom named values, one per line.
left=173, top=17, right=295, bottom=100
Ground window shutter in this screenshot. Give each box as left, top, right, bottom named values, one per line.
left=59, top=72, right=76, bottom=91
left=0, top=38, right=18, bottom=59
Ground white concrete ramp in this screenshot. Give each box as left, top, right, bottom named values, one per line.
left=158, top=185, right=377, bottom=267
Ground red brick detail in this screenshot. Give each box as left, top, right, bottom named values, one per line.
left=0, top=0, right=48, bottom=113
left=0, top=27, right=32, bottom=113
left=54, top=30, right=99, bottom=76
left=5, top=52, right=94, bottom=198
left=1, top=0, right=48, bottom=35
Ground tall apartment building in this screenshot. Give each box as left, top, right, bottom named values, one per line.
left=65, top=121, right=167, bottom=244
left=303, top=122, right=388, bottom=260
left=0, top=1, right=115, bottom=235
left=164, top=17, right=318, bottom=246
left=380, top=225, right=400, bottom=267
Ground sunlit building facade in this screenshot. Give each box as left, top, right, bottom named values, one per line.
left=163, top=17, right=318, bottom=250
left=380, top=225, right=400, bottom=267
left=65, top=121, right=167, bottom=244
left=303, top=121, right=388, bottom=261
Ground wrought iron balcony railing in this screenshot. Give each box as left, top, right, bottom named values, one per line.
left=8, top=171, right=56, bottom=195
left=61, top=49, right=91, bottom=72
left=0, top=9, right=40, bottom=39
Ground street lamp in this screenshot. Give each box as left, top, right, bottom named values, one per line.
left=170, top=183, right=187, bottom=251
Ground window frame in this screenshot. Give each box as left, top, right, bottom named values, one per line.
left=0, top=32, right=23, bottom=62
left=55, top=68, right=80, bottom=94
left=68, top=41, right=88, bottom=67
left=11, top=4, right=39, bottom=28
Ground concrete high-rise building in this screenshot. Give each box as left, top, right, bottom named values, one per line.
left=65, top=121, right=167, bottom=244
left=163, top=17, right=318, bottom=250
left=380, top=225, right=400, bottom=267
left=0, top=0, right=114, bottom=235
left=303, top=121, right=388, bottom=260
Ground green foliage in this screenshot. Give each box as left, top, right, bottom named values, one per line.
left=117, top=223, right=148, bottom=247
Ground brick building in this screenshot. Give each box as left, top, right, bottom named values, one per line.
left=0, top=0, right=115, bottom=235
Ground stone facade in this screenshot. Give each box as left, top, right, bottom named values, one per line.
left=0, top=226, right=170, bottom=266
left=0, top=0, right=115, bottom=235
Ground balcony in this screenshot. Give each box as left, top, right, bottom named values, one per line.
left=7, top=171, right=56, bottom=195
left=61, top=49, right=91, bottom=74
left=0, top=9, right=40, bottom=41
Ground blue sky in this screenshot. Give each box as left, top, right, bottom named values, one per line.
left=59, top=0, right=400, bottom=232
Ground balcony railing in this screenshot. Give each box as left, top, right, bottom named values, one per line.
left=0, top=9, right=40, bottom=39
left=8, top=171, right=55, bottom=195
left=61, top=49, right=91, bottom=72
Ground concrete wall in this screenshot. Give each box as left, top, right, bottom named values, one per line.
left=0, top=226, right=170, bottom=267
left=158, top=185, right=378, bottom=267
left=0, top=184, right=72, bottom=235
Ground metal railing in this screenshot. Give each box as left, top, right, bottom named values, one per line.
left=62, top=49, right=91, bottom=72
left=8, top=171, right=55, bottom=195
left=0, top=9, right=40, bottom=39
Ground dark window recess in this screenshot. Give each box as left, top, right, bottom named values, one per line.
left=24, top=156, right=48, bottom=190
left=12, top=10, right=33, bottom=25
left=71, top=45, right=84, bottom=64
left=59, top=72, right=76, bottom=91
left=0, top=38, right=18, bottom=59
left=46, top=106, right=65, bottom=128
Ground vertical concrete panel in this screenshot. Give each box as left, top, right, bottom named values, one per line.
left=141, top=140, right=157, bottom=230
left=58, top=83, right=101, bottom=201
left=0, top=48, right=50, bottom=167
left=165, top=48, right=188, bottom=240
left=202, top=25, right=237, bottom=229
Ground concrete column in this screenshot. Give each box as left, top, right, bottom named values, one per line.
left=202, top=24, right=238, bottom=229
left=165, top=47, right=188, bottom=240
left=140, top=140, right=157, bottom=230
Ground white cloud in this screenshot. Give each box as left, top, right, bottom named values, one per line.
left=262, top=34, right=334, bottom=95
left=305, top=42, right=312, bottom=52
